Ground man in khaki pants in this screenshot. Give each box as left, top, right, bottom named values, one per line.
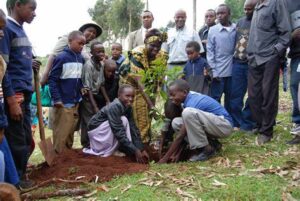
left=159, top=79, right=233, bottom=163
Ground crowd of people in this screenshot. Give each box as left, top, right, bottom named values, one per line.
left=0, top=0, right=299, bottom=197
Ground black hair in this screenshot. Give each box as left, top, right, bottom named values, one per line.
left=103, top=59, right=117, bottom=69
left=6, top=0, right=30, bottom=12
left=68, top=30, right=84, bottom=41
left=112, top=42, right=122, bottom=49
left=142, top=10, right=153, bottom=17
left=0, top=9, right=6, bottom=19
left=186, top=41, right=200, bottom=52
left=118, top=84, right=134, bottom=96
left=90, top=41, right=103, bottom=51
left=145, top=28, right=161, bottom=40
left=218, top=4, right=231, bottom=15
left=206, top=9, right=216, bottom=16
left=169, top=79, right=190, bottom=92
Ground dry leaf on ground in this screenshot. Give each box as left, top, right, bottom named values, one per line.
left=212, top=179, right=227, bottom=187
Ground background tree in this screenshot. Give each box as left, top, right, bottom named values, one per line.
left=225, top=0, right=246, bottom=23
left=89, top=0, right=144, bottom=43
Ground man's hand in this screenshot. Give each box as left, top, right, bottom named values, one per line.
left=202, top=39, right=208, bottom=45
left=32, top=59, right=42, bottom=73
left=54, top=101, right=64, bottom=108
left=6, top=96, right=23, bottom=121
left=292, top=28, right=300, bottom=40
left=0, top=129, right=4, bottom=144
left=135, top=150, right=149, bottom=164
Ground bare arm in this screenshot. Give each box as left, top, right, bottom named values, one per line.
left=158, top=124, right=187, bottom=164
left=40, top=54, right=55, bottom=86
left=100, top=86, right=110, bottom=105
left=87, top=90, right=99, bottom=113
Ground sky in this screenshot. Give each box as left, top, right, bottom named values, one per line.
left=0, top=0, right=224, bottom=56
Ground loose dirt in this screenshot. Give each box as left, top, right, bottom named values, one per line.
left=29, top=146, right=159, bottom=184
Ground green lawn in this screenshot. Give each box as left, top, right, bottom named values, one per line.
left=25, top=86, right=300, bottom=200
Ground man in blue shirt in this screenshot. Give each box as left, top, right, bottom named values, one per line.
left=207, top=4, right=236, bottom=113
left=159, top=79, right=233, bottom=163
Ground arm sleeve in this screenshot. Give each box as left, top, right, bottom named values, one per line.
left=48, top=57, right=63, bottom=103
left=193, top=30, right=205, bottom=53
left=274, top=0, right=292, bottom=55
left=51, top=35, right=68, bottom=56
left=81, top=62, right=92, bottom=89
left=108, top=105, right=138, bottom=154
left=0, top=28, right=14, bottom=97
left=206, top=29, right=217, bottom=77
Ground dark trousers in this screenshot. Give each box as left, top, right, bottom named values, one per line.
left=230, top=61, right=255, bottom=130
left=5, top=92, right=32, bottom=178
left=290, top=57, right=300, bottom=124
left=248, top=56, right=280, bottom=136
left=80, top=97, right=95, bottom=148
left=211, top=77, right=232, bottom=113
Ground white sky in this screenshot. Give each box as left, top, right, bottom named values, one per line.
left=0, top=0, right=224, bottom=56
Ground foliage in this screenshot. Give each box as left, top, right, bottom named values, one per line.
left=225, top=0, right=246, bottom=23
left=88, top=0, right=144, bottom=43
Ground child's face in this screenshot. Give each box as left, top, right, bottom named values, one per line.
left=104, top=64, right=116, bottom=80
left=119, top=87, right=135, bottom=107
left=17, top=0, right=37, bottom=24
left=91, top=44, right=105, bottom=62
left=0, top=16, right=6, bottom=40
left=111, top=44, right=122, bottom=60
left=169, top=85, right=187, bottom=106
left=186, top=47, right=199, bottom=61
left=83, top=27, right=97, bottom=43
left=69, top=35, right=86, bottom=53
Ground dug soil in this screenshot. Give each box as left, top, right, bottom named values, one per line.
left=29, top=146, right=159, bottom=184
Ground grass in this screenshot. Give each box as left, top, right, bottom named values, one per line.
left=27, top=84, right=300, bottom=200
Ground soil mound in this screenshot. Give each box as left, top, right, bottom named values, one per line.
left=29, top=149, right=149, bottom=183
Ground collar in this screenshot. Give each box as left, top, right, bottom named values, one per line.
left=176, top=25, right=186, bottom=31
left=256, top=0, right=270, bottom=9
left=218, top=23, right=235, bottom=32
left=114, top=55, right=125, bottom=64
left=188, top=56, right=201, bottom=63
left=7, top=16, right=22, bottom=27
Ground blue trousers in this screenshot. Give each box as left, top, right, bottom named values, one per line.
left=230, top=61, right=255, bottom=130
left=211, top=77, right=231, bottom=113
left=290, top=57, right=300, bottom=124
left=0, top=150, right=4, bottom=182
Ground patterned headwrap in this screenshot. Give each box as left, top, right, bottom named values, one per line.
left=145, top=32, right=168, bottom=44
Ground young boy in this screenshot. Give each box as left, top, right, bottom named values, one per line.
left=83, top=84, right=149, bottom=164
left=96, top=59, right=119, bottom=109
left=111, top=43, right=125, bottom=74
left=183, top=41, right=211, bottom=95
left=159, top=79, right=233, bottom=163
left=0, top=0, right=41, bottom=185
left=80, top=41, right=106, bottom=148
left=48, top=31, right=86, bottom=154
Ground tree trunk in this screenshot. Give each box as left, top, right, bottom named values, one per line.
left=193, top=0, right=196, bottom=30
left=129, top=9, right=132, bottom=33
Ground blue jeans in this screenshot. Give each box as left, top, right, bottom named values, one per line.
left=211, top=77, right=231, bottom=113
left=290, top=57, right=300, bottom=124
left=230, top=61, right=255, bottom=130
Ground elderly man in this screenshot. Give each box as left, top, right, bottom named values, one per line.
left=247, top=0, right=291, bottom=145
left=163, top=9, right=204, bottom=70
left=127, top=10, right=154, bottom=50
left=207, top=4, right=236, bottom=113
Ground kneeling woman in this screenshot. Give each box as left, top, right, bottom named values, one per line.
left=83, top=85, right=149, bottom=163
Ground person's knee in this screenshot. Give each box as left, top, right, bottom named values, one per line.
left=171, top=117, right=182, bottom=131
left=182, top=108, right=196, bottom=120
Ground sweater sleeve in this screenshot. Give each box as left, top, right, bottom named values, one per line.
left=108, top=104, right=138, bottom=154
left=0, top=28, right=15, bottom=97
left=48, top=57, right=63, bottom=103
